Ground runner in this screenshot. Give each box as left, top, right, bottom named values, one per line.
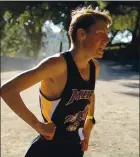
left=0, top=6, right=112, bottom=157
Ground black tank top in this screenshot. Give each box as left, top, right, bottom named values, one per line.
left=39, top=51, right=96, bottom=143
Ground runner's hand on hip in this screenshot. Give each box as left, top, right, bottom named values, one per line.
left=35, top=121, right=56, bottom=140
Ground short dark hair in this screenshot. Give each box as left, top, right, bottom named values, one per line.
left=68, top=6, right=112, bottom=43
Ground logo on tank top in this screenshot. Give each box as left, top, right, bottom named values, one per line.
left=66, top=89, right=94, bottom=106
left=64, top=105, right=89, bottom=131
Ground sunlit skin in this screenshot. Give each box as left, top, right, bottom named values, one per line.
left=0, top=19, right=109, bottom=155
left=69, top=20, right=109, bottom=151
left=83, top=20, right=109, bottom=58
left=69, top=20, right=109, bottom=72
left=72, top=20, right=109, bottom=55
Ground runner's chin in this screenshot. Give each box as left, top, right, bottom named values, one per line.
left=96, top=51, right=104, bottom=58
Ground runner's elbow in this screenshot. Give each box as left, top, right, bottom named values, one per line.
left=0, top=84, right=17, bottom=99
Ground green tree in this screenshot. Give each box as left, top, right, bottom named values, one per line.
left=86, top=1, right=140, bottom=71
left=106, top=2, right=140, bottom=71
left=1, top=2, right=49, bottom=58
left=0, top=2, right=85, bottom=58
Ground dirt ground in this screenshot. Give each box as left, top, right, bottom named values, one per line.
left=1, top=57, right=139, bottom=157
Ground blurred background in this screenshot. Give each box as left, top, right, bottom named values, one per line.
left=0, top=1, right=139, bottom=72
left=0, top=2, right=139, bottom=157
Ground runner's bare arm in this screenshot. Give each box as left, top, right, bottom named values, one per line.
left=81, top=60, right=100, bottom=151
left=88, top=59, right=100, bottom=115
left=0, top=56, right=63, bottom=131
left=84, top=59, right=100, bottom=129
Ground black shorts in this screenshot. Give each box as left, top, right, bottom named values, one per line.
left=24, top=135, right=84, bottom=157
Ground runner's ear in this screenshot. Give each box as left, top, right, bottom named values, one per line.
left=77, top=28, right=86, bottom=42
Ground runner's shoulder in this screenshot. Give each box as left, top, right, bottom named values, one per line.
left=36, top=52, right=66, bottom=72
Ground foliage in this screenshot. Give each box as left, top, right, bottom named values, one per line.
left=0, top=1, right=139, bottom=71
left=0, top=2, right=84, bottom=57
left=111, top=10, right=138, bottom=31
left=1, top=3, right=49, bottom=58
left=1, top=21, right=34, bottom=57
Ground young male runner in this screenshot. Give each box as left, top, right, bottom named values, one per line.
left=0, top=6, right=112, bottom=157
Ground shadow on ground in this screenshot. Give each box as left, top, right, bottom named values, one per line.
left=121, top=83, right=139, bottom=89
left=114, top=91, right=139, bottom=97
left=1, top=56, right=139, bottom=82
left=98, top=60, right=139, bottom=81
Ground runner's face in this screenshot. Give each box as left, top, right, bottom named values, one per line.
left=83, top=20, right=109, bottom=58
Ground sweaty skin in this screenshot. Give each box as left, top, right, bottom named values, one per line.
left=0, top=20, right=109, bottom=150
